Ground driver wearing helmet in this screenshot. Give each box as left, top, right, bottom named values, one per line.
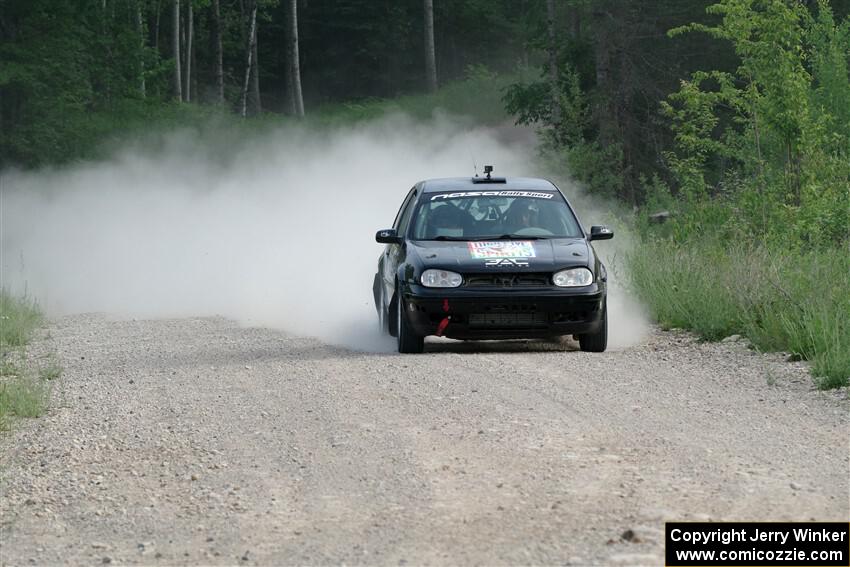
left=504, top=201, right=538, bottom=232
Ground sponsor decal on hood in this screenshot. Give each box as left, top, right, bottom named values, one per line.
left=468, top=241, right=536, bottom=259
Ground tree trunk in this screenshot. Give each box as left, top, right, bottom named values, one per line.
left=173, top=0, right=182, bottom=101
left=520, top=0, right=529, bottom=68
left=240, top=3, right=257, bottom=117
left=546, top=0, right=560, bottom=125
left=592, top=4, right=615, bottom=146
left=212, top=0, right=224, bottom=105
left=591, top=2, right=630, bottom=202
left=184, top=0, right=193, bottom=102
left=568, top=4, right=581, bottom=39
left=287, top=0, right=305, bottom=116
left=449, top=33, right=458, bottom=79
left=153, top=0, right=161, bottom=52
left=284, top=54, right=296, bottom=115
left=137, top=0, right=146, bottom=97
left=250, top=25, right=261, bottom=113
left=423, top=0, right=437, bottom=93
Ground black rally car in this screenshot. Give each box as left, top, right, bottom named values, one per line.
left=373, top=168, right=613, bottom=353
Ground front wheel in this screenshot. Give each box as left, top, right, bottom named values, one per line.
left=397, top=295, right=424, bottom=354
left=578, top=302, right=608, bottom=352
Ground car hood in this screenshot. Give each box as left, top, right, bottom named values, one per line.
left=408, top=238, right=591, bottom=272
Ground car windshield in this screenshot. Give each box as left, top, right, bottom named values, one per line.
left=410, top=191, right=582, bottom=240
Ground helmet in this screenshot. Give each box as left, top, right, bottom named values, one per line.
left=427, top=204, right=469, bottom=237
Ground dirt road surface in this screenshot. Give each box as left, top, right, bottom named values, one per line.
left=1, top=314, right=848, bottom=566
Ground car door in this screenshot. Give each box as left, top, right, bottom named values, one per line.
left=381, top=185, right=419, bottom=307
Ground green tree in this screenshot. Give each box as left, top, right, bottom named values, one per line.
left=664, top=0, right=850, bottom=243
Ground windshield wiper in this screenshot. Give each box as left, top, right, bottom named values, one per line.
left=426, top=234, right=551, bottom=241
left=469, top=234, right=549, bottom=241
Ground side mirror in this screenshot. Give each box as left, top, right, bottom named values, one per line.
left=375, top=228, right=402, bottom=244
left=589, top=225, right=614, bottom=241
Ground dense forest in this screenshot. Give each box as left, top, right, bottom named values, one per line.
left=1, top=1, right=848, bottom=207
left=1, top=0, right=848, bottom=387
left=0, top=0, right=534, bottom=166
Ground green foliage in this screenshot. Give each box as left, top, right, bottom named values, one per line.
left=0, top=291, right=51, bottom=431
left=630, top=237, right=850, bottom=389
left=386, top=65, right=514, bottom=124
left=5, top=66, right=516, bottom=168
left=660, top=71, right=747, bottom=200
left=0, top=0, right=162, bottom=167
left=39, top=355, right=63, bottom=381
left=0, top=0, right=536, bottom=168
left=0, top=373, right=50, bottom=430
left=505, top=65, right=625, bottom=198
left=503, top=80, right=552, bottom=125
left=540, top=139, right=624, bottom=200
left=670, top=0, right=813, bottom=146
left=505, top=0, right=727, bottom=203
left=664, top=0, right=850, bottom=245
left=629, top=1, right=850, bottom=390
left=808, top=4, right=850, bottom=138
left=0, top=291, right=42, bottom=351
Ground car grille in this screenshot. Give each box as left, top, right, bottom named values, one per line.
left=464, top=273, right=550, bottom=287
left=468, top=304, right=546, bottom=328
left=468, top=312, right=548, bottom=328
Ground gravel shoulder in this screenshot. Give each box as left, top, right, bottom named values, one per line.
left=1, top=314, right=848, bottom=566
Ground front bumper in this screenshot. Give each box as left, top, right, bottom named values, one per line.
left=401, top=283, right=605, bottom=340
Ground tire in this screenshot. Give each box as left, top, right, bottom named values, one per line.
left=579, top=301, right=608, bottom=353
left=396, top=294, right=425, bottom=354
left=388, top=294, right=398, bottom=338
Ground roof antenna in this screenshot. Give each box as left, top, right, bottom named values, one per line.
left=470, top=150, right=478, bottom=178
left=484, top=165, right=493, bottom=180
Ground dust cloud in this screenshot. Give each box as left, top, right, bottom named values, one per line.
left=1, top=114, right=648, bottom=352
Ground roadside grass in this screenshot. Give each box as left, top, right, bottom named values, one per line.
left=39, top=355, right=63, bottom=381
left=0, top=291, right=58, bottom=431
left=0, top=291, right=42, bottom=348
left=628, top=239, right=850, bottom=389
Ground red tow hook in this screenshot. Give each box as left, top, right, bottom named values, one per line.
left=436, top=299, right=451, bottom=336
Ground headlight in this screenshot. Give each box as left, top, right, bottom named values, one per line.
left=553, top=267, right=593, bottom=287
left=421, top=269, right=463, bottom=288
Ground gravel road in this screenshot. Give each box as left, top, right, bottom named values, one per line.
left=1, top=314, right=848, bottom=566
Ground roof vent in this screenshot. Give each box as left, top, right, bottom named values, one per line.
left=472, top=165, right=506, bottom=184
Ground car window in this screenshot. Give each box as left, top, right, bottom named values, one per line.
left=392, top=186, right=417, bottom=232
left=396, top=189, right=418, bottom=235
left=411, top=191, right=582, bottom=239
